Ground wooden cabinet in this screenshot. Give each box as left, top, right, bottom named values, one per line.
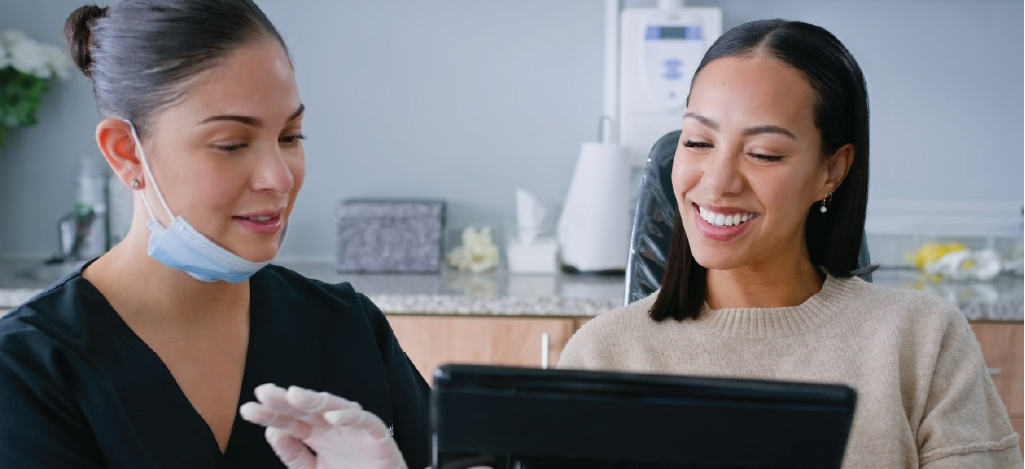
left=970, top=322, right=1024, bottom=424
left=387, top=315, right=582, bottom=385
left=388, top=313, right=1023, bottom=451
left=970, top=322, right=1023, bottom=415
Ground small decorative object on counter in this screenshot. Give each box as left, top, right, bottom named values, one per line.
left=0, top=30, right=72, bottom=148
left=922, top=248, right=1002, bottom=281
left=907, top=242, right=968, bottom=271
left=446, top=226, right=500, bottom=273
left=909, top=242, right=1003, bottom=281
left=336, top=200, right=445, bottom=274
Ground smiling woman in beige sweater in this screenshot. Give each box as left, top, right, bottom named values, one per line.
left=558, top=19, right=1020, bottom=468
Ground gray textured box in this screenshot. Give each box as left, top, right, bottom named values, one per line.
left=336, top=200, right=446, bottom=273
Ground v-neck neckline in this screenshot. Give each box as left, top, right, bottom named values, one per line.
left=77, top=269, right=263, bottom=465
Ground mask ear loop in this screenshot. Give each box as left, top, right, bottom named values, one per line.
left=125, top=120, right=175, bottom=224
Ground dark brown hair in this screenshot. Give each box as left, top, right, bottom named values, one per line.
left=64, top=0, right=288, bottom=138
left=650, top=19, right=871, bottom=322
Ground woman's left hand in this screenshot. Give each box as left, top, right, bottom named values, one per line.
left=239, top=383, right=407, bottom=469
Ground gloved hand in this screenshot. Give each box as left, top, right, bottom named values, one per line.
left=239, top=383, right=407, bottom=469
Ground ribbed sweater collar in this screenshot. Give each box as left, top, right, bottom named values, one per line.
left=695, top=275, right=862, bottom=338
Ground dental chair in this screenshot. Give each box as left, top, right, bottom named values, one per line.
left=624, top=130, right=873, bottom=305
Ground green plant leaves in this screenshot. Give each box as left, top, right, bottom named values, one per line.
left=0, top=66, right=52, bottom=136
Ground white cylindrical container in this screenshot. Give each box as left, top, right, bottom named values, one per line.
left=556, top=139, right=631, bottom=273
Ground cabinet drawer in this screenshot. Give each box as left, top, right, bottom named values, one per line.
left=970, top=322, right=1023, bottom=416
left=387, top=315, right=577, bottom=385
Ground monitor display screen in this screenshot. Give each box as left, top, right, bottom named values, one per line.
left=431, top=365, right=857, bottom=469
left=645, top=25, right=703, bottom=41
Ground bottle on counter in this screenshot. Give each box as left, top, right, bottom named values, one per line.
left=1008, top=206, right=1024, bottom=275
left=107, top=171, right=134, bottom=248
left=74, top=157, right=110, bottom=258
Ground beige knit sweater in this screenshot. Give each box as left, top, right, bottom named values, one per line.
left=558, top=275, right=1021, bottom=468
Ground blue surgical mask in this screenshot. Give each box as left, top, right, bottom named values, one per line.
left=126, top=120, right=282, bottom=283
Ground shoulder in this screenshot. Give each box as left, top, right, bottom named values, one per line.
left=829, top=276, right=984, bottom=381
left=832, top=275, right=967, bottom=328
left=575, top=293, right=658, bottom=337
left=0, top=275, right=103, bottom=416
left=0, top=273, right=98, bottom=357
left=559, top=293, right=661, bottom=370
left=255, top=264, right=392, bottom=339
left=257, top=264, right=360, bottom=301
left=256, top=264, right=383, bottom=318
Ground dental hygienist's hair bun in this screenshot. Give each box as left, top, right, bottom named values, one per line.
left=61, top=0, right=288, bottom=137
left=64, top=4, right=108, bottom=78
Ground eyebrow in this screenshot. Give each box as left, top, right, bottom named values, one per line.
left=683, top=112, right=796, bottom=139
left=199, top=103, right=306, bottom=127
left=742, top=125, right=796, bottom=139
left=683, top=112, right=719, bottom=131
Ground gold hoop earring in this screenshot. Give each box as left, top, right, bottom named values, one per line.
left=819, top=192, right=833, bottom=213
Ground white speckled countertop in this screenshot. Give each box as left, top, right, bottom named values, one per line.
left=0, top=258, right=1021, bottom=321
left=0, top=259, right=624, bottom=317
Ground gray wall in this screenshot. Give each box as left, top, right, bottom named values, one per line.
left=1, top=0, right=1022, bottom=260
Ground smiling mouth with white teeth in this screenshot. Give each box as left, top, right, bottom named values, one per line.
left=698, top=206, right=756, bottom=227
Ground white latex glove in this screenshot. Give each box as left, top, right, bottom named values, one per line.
left=239, top=383, right=407, bottom=469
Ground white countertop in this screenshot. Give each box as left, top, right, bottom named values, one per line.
left=0, top=258, right=1021, bottom=321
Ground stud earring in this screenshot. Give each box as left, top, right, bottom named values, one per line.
left=130, top=180, right=140, bottom=189
left=819, top=192, right=833, bottom=213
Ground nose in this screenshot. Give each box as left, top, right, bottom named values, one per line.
left=253, top=147, right=296, bottom=194
left=701, top=149, right=743, bottom=197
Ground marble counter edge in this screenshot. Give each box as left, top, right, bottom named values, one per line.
left=368, top=294, right=622, bottom=316
left=4, top=289, right=1020, bottom=322
left=0, top=289, right=42, bottom=310
left=1, top=287, right=1022, bottom=322
left=0, top=287, right=624, bottom=317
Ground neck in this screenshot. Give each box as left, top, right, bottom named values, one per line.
left=705, top=260, right=825, bottom=309
left=83, top=228, right=251, bottom=329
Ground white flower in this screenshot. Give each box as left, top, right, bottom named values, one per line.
left=446, top=226, right=500, bottom=273
left=43, top=44, right=71, bottom=79
left=0, top=30, right=29, bottom=45
left=0, top=29, right=71, bottom=80
left=10, top=39, right=51, bottom=78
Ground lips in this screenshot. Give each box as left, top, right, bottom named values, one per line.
left=698, top=205, right=757, bottom=227
left=234, top=208, right=285, bottom=221
left=233, top=210, right=285, bottom=235
left=689, top=203, right=757, bottom=242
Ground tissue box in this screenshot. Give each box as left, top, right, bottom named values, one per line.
left=506, top=236, right=558, bottom=274
left=336, top=200, right=445, bottom=273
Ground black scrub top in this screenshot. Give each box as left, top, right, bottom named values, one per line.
left=0, top=263, right=431, bottom=468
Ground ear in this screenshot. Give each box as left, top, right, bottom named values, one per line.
left=822, top=143, right=854, bottom=194
left=96, top=119, right=144, bottom=190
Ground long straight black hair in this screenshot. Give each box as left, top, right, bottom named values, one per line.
left=649, top=19, right=871, bottom=322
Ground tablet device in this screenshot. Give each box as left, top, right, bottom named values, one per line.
left=431, top=364, right=857, bottom=469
